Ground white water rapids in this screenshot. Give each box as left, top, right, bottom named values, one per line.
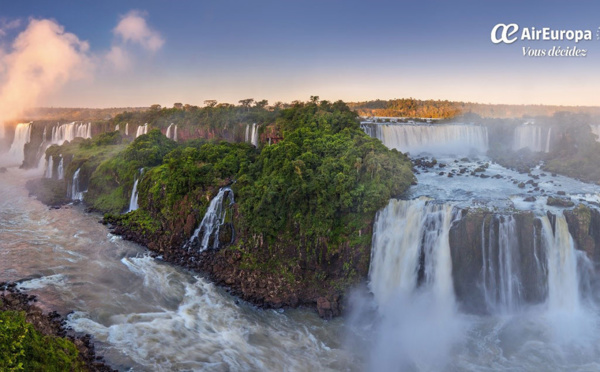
left=0, top=168, right=352, bottom=371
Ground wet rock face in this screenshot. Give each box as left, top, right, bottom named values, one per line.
left=449, top=210, right=546, bottom=314
left=564, top=205, right=600, bottom=263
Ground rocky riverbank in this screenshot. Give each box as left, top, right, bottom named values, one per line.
left=0, top=282, right=115, bottom=371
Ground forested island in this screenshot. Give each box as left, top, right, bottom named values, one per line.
left=25, top=99, right=414, bottom=317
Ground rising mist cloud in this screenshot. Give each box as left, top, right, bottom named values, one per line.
left=0, top=18, right=92, bottom=137
left=105, top=11, right=164, bottom=71
left=113, top=11, right=164, bottom=52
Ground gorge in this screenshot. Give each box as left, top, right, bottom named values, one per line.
left=3, top=104, right=600, bottom=371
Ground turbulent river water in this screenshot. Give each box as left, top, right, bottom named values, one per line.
left=0, top=169, right=352, bottom=371
left=4, top=121, right=600, bottom=371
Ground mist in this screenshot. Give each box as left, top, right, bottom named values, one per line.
left=0, top=18, right=91, bottom=144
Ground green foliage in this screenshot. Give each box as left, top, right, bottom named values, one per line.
left=0, top=311, right=83, bottom=371
left=86, top=130, right=177, bottom=213
left=237, top=100, right=414, bottom=245
left=140, top=141, right=256, bottom=219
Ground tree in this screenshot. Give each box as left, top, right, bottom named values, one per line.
left=254, top=99, right=268, bottom=108
left=204, top=100, right=217, bottom=107
left=150, top=104, right=162, bottom=111
left=239, top=98, right=254, bottom=108
left=173, top=103, right=183, bottom=109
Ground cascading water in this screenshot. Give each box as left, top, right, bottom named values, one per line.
left=360, top=123, right=488, bottom=155
left=481, top=215, right=524, bottom=314
left=125, top=123, right=129, bottom=136
left=591, top=124, right=600, bottom=141
left=545, top=127, right=553, bottom=152
left=128, top=169, right=143, bottom=212
left=51, top=122, right=92, bottom=145
left=188, top=187, right=234, bottom=252
left=540, top=214, right=581, bottom=312
left=365, top=198, right=466, bottom=371
left=7, top=123, right=32, bottom=165
left=166, top=123, right=177, bottom=140
left=136, top=124, right=148, bottom=138
left=69, top=168, right=85, bottom=201
left=245, top=123, right=259, bottom=147
left=513, top=125, right=552, bottom=152
left=45, top=156, right=54, bottom=178
left=35, top=126, right=49, bottom=169
left=57, top=157, right=64, bottom=180
left=115, top=124, right=120, bottom=131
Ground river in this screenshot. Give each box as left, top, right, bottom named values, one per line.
left=0, top=168, right=353, bottom=371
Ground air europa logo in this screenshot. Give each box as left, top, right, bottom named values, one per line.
left=491, top=23, right=519, bottom=44
left=491, top=23, right=593, bottom=44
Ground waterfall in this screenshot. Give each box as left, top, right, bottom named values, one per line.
left=369, top=198, right=457, bottom=306
left=246, top=123, right=259, bottom=147
left=125, top=123, right=129, bottom=136
left=51, top=122, right=92, bottom=145
left=540, top=214, right=581, bottom=312
left=513, top=125, right=551, bottom=153
left=7, top=123, right=32, bottom=164
left=128, top=169, right=144, bottom=212
left=591, top=125, right=600, bottom=141
left=136, top=124, right=148, bottom=138
left=360, top=123, right=381, bottom=139
left=366, top=198, right=464, bottom=371
left=545, top=127, right=553, bottom=152
left=166, top=123, right=178, bottom=140
left=35, top=126, right=49, bottom=169
left=45, top=156, right=54, bottom=178
left=57, top=157, right=64, bottom=180
left=115, top=124, right=120, bottom=131
left=188, top=187, right=235, bottom=252
left=481, top=215, right=524, bottom=314
left=70, top=168, right=85, bottom=201
left=360, top=123, right=488, bottom=155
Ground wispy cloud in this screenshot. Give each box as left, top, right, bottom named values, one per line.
left=113, top=10, right=164, bottom=52
left=0, top=18, right=21, bottom=37
left=105, top=10, right=164, bottom=71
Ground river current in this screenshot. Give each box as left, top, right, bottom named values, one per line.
left=0, top=168, right=352, bottom=371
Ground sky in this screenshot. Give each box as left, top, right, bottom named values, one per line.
left=0, top=0, right=599, bottom=110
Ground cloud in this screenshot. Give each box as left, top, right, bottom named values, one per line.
left=105, top=45, right=131, bottom=71
left=0, top=18, right=92, bottom=138
left=113, top=10, right=164, bottom=52
left=0, top=18, right=21, bottom=37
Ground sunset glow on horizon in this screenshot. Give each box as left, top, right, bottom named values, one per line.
left=0, top=0, right=599, bottom=111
